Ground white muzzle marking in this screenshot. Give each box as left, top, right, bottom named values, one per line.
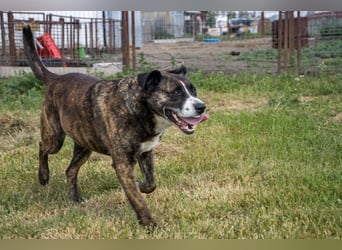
left=179, top=80, right=205, bottom=117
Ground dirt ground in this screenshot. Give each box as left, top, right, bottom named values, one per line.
left=138, top=37, right=273, bottom=73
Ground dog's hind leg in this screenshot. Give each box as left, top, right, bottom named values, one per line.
left=38, top=110, right=66, bottom=186
left=38, top=143, right=50, bottom=185
left=138, top=151, right=156, bottom=193
left=65, top=143, right=91, bottom=202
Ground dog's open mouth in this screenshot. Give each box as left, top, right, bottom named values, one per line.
left=165, top=109, right=208, bottom=134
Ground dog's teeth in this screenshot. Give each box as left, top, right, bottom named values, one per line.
left=172, top=113, right=179, bottom=122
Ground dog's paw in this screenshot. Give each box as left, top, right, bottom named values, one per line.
left=38, top=171, right=49, bottom=186
left=139, top=216, right=158, bottom=228
left=71, top=193, right=87, bottom=203
left=77, top=197, right=87, bottom=203
left=39, top=178, right=49, bottom=186
left=137, top=181, right=156, bottom=194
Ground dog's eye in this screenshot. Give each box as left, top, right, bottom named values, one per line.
left=171, top=87, right=183, bottom=96
left=189, top=85, right=197, bottom=96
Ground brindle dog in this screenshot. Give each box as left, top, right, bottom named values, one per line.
left=23, top=24, right=207, bottom=226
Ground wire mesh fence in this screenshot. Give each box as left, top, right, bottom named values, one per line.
left=0, top=11, right=341, bottom=77
left=0, top=11, right=122, bottom=68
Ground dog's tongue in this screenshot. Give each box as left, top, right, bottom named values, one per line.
left=180, top=114, right=208, bottom=125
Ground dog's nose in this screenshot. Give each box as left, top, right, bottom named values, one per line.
left=194, top=102, right=206, bottom=114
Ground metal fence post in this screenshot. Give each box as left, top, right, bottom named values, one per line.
left=7, top=11, right=16, bottom=66
left=297, top=11, right=302, bottom=74
left=0, top=11, right=6, bottom=57
left=121, top=11, right=130, bottom=72
left=131, top=11, right=136, bottom=72
left=277, top=11, right=283, bottom=74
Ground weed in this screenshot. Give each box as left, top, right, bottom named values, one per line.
left=137, top=52, right=155, bottom=72
left=0, top=71, right=43, bottom=95
left=0, top=72, right=44, bottom=112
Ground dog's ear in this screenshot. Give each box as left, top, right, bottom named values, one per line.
left=167, top=65, right=187, bottom=76
left=138, top=70, right=162, bottom=91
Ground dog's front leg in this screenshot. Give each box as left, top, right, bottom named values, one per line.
left=138, top=151, right=156, bottom=193
left=113, top=160, right=157, bottom=227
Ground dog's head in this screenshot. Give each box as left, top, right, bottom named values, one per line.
left=138, top=65, right=208, bottom=134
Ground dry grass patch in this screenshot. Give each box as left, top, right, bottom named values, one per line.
left=331, top=112, right=342, bottom=122
left=0, top=112, right=40, bottom=151
left=202, top=91, right=267, bottom=114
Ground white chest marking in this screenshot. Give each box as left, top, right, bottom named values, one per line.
left=140, top=134, right=161, bottom=153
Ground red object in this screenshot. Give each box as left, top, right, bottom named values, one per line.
left=36, top=33, right=62, bottom=59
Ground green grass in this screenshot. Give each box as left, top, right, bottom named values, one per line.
left=0, top=72, right=341, bottom=238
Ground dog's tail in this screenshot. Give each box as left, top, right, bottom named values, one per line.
left=23, top=24, right=55, bottom=82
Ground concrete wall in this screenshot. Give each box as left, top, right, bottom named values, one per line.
left=0, top=64, right=122, bottom=78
